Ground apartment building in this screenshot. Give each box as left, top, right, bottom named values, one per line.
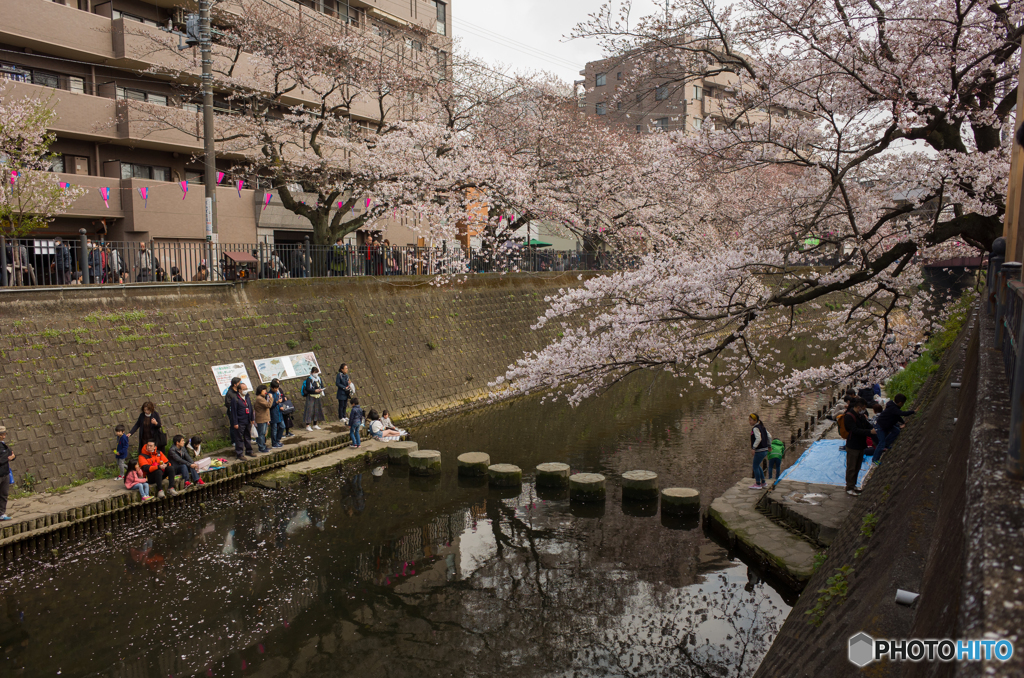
left=0, top=0, right=451, bottom=247
left=579, top=50, right=787, bottom=134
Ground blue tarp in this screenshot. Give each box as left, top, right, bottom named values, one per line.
left=778, top=439, right=872, bottom=487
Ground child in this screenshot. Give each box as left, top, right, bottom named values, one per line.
left=124, top=460, right=153, bottom=501
left=348, top=398, right=364, bottom=448
left=187, top=435, right=213, bottom=474
left=381, top=410, right=394, bottom=430
left=114, top=424, right=130, bottom=479
left=368, top=409, right=402, bottom=440
left=167, top=435, right=204, bottom=487
left=766, top=438, right=785, bottom=482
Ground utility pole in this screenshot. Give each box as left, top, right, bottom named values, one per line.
left=200, top=0, right=218, bottom=250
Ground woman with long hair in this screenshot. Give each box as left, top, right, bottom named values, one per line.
left=128, top=401, right=163, bottom=454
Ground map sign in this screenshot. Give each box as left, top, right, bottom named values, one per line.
left=211, top=362, right=254, bottom=396
left=252, top=352, right=321, bottom=384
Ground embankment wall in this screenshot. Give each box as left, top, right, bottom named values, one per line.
left=0, top=273, right=589, bottom=489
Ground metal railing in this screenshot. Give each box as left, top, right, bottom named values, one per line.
left=986, top=236, right=1024, bottom=479
left=0, top=234, right=612, bottom=287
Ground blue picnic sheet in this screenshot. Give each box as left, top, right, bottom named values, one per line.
left=778, top=439, right=872, bottom=487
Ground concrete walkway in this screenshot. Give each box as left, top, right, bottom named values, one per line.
left=2, top=424, right=354, bottom=542
left=707, top=478, right=820, bottom=588
left=759, top=479, right=858, bottom=546
left=250, top=439, right=418, bottom=488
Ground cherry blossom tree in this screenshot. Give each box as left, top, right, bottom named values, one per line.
left=495, top=0, right=1018, bottom=403
left=0, top=85, right=85, bottom=239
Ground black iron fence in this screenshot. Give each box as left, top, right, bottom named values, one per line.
left=1, top=235, right=610, bottom=287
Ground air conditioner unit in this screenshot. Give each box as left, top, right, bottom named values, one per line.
left=171, top=7, right=188, bottom=27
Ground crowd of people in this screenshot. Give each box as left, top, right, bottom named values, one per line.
left=746, top=385, right=916, bottom=496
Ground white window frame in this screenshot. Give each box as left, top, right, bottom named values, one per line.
left=595, top=73, right=606, bottom=87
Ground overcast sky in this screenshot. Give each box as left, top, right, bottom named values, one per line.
left=452, top=0, right=666, bottom=84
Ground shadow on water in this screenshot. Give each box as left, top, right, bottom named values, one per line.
left=0, top=372, right=825, bottom=677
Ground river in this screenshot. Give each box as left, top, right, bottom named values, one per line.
left=0, top=373, right=828, bottom=677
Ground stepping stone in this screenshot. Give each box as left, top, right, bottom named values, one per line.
left=383, top=441, right=418, bottom=464
left=458, top=452, right=490, bottom=477
left=535, top=462, right=570, bottom=488
left=488, top=464, right=522, bottom=487
left=569, top=473, right=606, bottom=503
left=661, top=488, right=701, bottom=516
left=408, top=450, right=441, bottom=476
left=622, top=470, right=659, bottom=500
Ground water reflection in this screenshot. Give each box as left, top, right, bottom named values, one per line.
left=0, top=373, right=822, bottom=677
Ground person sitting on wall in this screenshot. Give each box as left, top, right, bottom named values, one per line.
left=139, top=441, right=178, bottom=499
left=167, top=434, right=204, bottom=487
left=367, top=409, right=402, bottom=440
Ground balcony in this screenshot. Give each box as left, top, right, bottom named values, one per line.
left=57, top=173, right=124, bottom=218
left=116, top=100, right=203, bottom=153
left=121, top=178, right=258, bottom=242
left=0, top=0, right=114, bottom=61
left=0, top=81, right=118, bottom=141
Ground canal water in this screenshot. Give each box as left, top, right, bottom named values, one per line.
left=0, top=374, right=828, bottom=677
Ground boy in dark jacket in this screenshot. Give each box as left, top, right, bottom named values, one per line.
left=114, top=424, right=130, bottom=479
left=842, top=398, right=875, bottom=496
left=231, top=383, right=256, bottom=460
left=348, top=398, right=364, bottom=448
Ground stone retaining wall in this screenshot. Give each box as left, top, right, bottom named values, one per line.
left=0, top=273, right=590, bottom=489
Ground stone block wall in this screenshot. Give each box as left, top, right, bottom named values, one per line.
left=0, top=273, right=590, bottom=489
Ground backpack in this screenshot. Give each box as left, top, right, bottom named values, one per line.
left=301, top=378, right=309, bottom=397
left=838, top=412, right=850, bottom=440
left=769, top=438, right=785, bottom=460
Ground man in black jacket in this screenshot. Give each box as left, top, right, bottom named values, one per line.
left=842, top=398, right=876, bottom=496
left=872, top=394, right=915, bottom=464
left=53, top=237, right=72, bottom=285
left=230, top=382, right=256, bottom=460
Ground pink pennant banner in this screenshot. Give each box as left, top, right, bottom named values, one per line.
left=138, top=186, right=148, bottom=207
left=263, top=192, right=272, bottom=210
left=236, top=179, right=244, bottom=197
left=216, top=171, right=225, bottom=184
left=365, top=196, right=372, bottom=209
left=338, top=201, right=344, bottom=209
left=180, top=180, right=188, bottom=199
left=59, top=181, right=71, bottom=191
left=10, top=170, right=19, bottom=185
left=98, top=186, right=110, bottom=208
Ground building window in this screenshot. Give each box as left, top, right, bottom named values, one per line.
left=121, top=163, right=171, bottom=181
left=49, top=156, right=65, bottom=173
left=112, top=9, right=160, bottom=27
left=636, top=92, right=644, bottom=102
left=693, top=117, right=702, bottom=131
left=636, top=124, right=642, bottom=132
left=185, top=170, right=205, bottom=184
left=654, top=117, right=669, bottom=131
left=655, top=85, right=668, bottom=101
left=117, top=87, right=168, bottom=106
left=694, top=85, right=703, bottom=100
left=182, top=102, right=200, bottom=113
left=595, top=102, right=607, bottom=115
left=616, top=101, right=623, bottom=110
left=434, top=1, right=446, bottom=35
left=32, top=71, right=59, bottom=89
left=616, top=72, right=622, bottom=80
left=595, top=73, right=606, bottom=87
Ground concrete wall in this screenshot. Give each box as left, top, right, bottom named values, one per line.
left=0, top=273, right=586, bottom=489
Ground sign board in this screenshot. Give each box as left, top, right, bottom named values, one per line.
left=205, top=197, right=213, bottom=240
left=252, top=352, right=321, bottom=384
left=211, top=362, right=254, bottom=396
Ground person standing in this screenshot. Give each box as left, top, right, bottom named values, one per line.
left=224, top=377, right=241, bottom=432
left=348, top=398, right=364, bottom=448
left=128, top=401, right=163, bottom=455
left=231, top=382, right=257, bottom=460
left=329, top=237, right=347, bottom=277
left=0, top=426, right=14, bottom=520
left=252, top=384, right=271, bottom=454
left=842, top=398, right=875, bottom=496
left=303, top=367, right=326, bottom=431
left=86, top=239, right=102, bottom=283
left=290, top=243, right=308, bottom=278
left=748, top=414, right=771, bottom=490
left=269, top=380, right=285, bottom=448
left=335, top=363, right=351, bottom=422
left=137, top=242, right=154, bottom=282
left=53, top=236, right=72, bottom=285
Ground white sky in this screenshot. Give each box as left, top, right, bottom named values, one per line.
left=452, top=0, right=666, bottom=84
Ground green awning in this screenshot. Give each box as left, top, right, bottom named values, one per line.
left=528, top=239, right=553, bottom=247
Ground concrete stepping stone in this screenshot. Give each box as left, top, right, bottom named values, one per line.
left=535, top=462, right=571, bottom=488
left=488, top=464, right=522, bottom=486
left=661, top=488, right=701, bottom=516
left=408, top=450, right=441, bottom=476
left=383, top=441, right=419, bottom=464
left=569, top=473, right=606, bottom=502
left=622, top=470, right=659, bottom=500
left=458, top=452, right=490, bottom=477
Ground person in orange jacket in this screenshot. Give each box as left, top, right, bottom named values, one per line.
left=138, top=441, right=178, bottom=499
